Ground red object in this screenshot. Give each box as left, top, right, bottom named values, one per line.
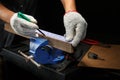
left=81, top=38, right=100, bottom=45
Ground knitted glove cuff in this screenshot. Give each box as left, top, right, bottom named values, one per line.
left=64, top=10, right=77, bottom=15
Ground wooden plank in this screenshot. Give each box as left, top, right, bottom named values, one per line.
left=4, top=24, right=74, bottom=53
left=78, top=44, right=120, bottom=69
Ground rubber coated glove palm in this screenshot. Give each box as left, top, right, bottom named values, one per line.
left=10, top=13, right=39, bottom=37
left=64, top=12, right=87, bottom=47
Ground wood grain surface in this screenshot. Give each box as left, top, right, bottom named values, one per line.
left=78, top=44, right=120, bottom=69
left=4, top=24, right=74, bottom=53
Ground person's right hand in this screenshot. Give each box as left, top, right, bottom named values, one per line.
left=63, top=11, right=87, bottom=47
left=10, top=12, right=39, bottom=37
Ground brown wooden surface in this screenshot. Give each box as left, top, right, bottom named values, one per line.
left=4, top=24, right=74, bottom=53
left=78, top=44, right=120, bottom=69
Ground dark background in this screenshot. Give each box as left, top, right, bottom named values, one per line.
left=76, top=0, right=120, bottom=43
left=35, top=0, right=120, bottom=44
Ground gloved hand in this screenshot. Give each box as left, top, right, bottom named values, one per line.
left=10, top=12, right=39, bottom=37
left=63, top=11, right=87, bottom=47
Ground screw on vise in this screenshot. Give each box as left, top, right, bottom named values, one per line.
left=18, top=50, right=41, bottom=68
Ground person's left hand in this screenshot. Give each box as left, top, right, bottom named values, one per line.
left=63, top=11, right=88, bottom=47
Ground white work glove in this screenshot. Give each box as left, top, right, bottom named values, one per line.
left=10, top=12, right=39, bottom=37
left=64, top=11, right=87, bottom=47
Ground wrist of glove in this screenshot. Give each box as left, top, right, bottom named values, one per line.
left=10, top=12, right=39, bottom=37
left=64, top=11, right=87, bottom=47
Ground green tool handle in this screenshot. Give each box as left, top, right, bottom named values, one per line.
left=18, top=12, right=31, bottom=22
left=17, top=12, right=46, bottom=36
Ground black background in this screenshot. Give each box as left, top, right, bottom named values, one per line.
left=34, top=0, right=120, bottom=44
